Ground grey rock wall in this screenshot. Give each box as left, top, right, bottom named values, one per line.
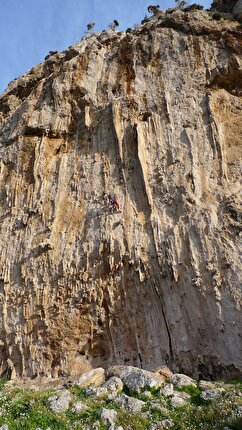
left=233, top=0, right=242, bottom=20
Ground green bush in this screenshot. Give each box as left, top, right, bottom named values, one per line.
left=229, top=380, right=242, bottom=390
left=116, top=410, right=149, bottom=430
left=0, top=375, right=9, bottom=390
left=181, top=384, right=208, bottom=406
left=69, top=385, right=90, bottom=400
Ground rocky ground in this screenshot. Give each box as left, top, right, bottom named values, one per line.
left=0, top=366, right=241, bottom=430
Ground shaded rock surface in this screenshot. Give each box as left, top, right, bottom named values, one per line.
left=211, top=0, right=242, bottom=21
left=0, top=8, right=241, bottom=381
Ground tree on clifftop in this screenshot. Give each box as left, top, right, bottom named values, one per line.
left=175, top=0, right=188, bottom=9
left=87, top=22, right=95, bottom=31
left=108, top=20, right=119, bottom=30
left=147, top=5, right=160, bottom=15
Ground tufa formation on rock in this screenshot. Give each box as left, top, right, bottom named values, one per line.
left=0, top=8, right=241, bottom=381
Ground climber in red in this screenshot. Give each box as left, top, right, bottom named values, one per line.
left=108, top=192, right=120, bottom=212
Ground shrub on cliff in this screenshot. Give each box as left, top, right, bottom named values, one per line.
left=147, top=5, right=160, bottom=15
left=108, top=20, right=119, bottom=30
left=86, top=22, right=95, bottom=31
left=184, top=4, right=204, bottom=11
left=175, top=0, right=188, bottom=9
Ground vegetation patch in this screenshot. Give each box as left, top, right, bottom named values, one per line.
left=116, top=410, right=150, bottom=430
left=0, top=379, right=241, bottom=429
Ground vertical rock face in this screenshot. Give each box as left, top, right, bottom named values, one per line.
left=0, top=9, right=241, bottom=380
left=211, top=0, right=242, bottom=20
left=233, top=0, right=242, bottom=20
left=211, top=0, right=237, bottom=13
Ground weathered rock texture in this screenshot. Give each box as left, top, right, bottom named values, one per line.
left=211, top=0, right=242, bottom=20
left=0, top=9, right=241, bottom=380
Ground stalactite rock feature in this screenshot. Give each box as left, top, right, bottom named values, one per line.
left=0, top=9, right=241, bottom=380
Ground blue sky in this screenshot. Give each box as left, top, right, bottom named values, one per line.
left=0, top=0, right=211, bottom=95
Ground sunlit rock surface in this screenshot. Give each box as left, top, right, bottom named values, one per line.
left=0, top=9, right=241, bottom=380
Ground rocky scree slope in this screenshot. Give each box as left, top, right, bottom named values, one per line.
left=0, top=366, right=241, bottom=430
left=0, top=8, right=241, bottom=380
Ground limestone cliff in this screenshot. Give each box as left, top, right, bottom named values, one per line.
left=211, top=0, right=242, bottom=21
left=0, top=8, right=241, bottom=381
